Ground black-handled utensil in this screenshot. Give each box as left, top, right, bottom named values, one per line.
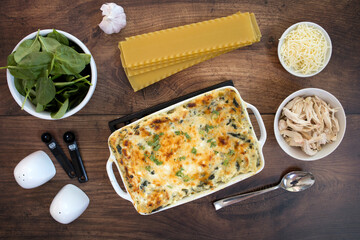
left=41, top=132, right=76, bottom=178
left=63, top=131, right=88, bottom=183
left=108, top=80, right=234, bottom=132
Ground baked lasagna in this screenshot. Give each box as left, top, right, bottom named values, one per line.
left=109, top=87, right=262, bottom=214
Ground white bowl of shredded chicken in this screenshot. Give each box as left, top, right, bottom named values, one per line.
left=278, top=22, right=332, bottom=77
left=274, top=88, right=346, bottom=160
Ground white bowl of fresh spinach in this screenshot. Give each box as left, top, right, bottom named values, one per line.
left=2, top=29, right=97, bottom=119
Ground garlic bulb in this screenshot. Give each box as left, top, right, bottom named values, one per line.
left=99, top=3, right=126, bottom=34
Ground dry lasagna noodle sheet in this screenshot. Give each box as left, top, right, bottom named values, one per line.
left=119, top=12, right=262, bottom=91
left=124, top=41, right=254, bottom=77
left=120, top=12, right=260, bottom=67
left=126, top=42, right=258, bottom=91
left=127, top=49, right=233, bottom=91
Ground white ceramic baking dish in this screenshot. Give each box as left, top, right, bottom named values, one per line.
left=106, top=86, right=267, bottom=215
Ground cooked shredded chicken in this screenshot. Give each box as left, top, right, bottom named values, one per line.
left=279, top=96, right=339, bottom=156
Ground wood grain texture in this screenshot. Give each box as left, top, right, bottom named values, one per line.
left=0, top=0, right=359, bottom=239
left=0, top=115, right=359, bottom=240
left=0, top=0, right=359, bottom=116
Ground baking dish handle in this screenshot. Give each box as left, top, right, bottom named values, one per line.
left=106, top=157, right=133, bottom=202
left=246, top=103, right=267, bottom=147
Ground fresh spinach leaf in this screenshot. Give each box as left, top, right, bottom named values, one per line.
left=7, top=52, right=17, bottom=66
left=51, top=45, right=85, bottom=75
left=14, top=31, right=40, bottom=63
left=47, top=29, right=69, bottom=46
left=36, top=103, right=45, bottom=112
left=21, top=79, right=36, bottom=109
left=43, top=99, right=58, bottom=113
left=36, top=70, right=55, bottom=105
left=17, top=51, right=53, bottom=67
left=14, top=78, right=26, bottom=96
left=3, top=52, right=51, bottom=80
left=39, top=35, right=61, bottom=53
left=7, top=65, right=39, bottom=80
left=23, top=78, right=36, bottom=91
left=51, top=98, right=69, bottom=119
left=28, top=95, right=37, bottom=106
left=80, top=53, right=91, bottom=65
left=8, top=51, right=53, bottom=80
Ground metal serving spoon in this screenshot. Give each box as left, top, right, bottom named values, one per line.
left=213, top=171, right=315, bottom=210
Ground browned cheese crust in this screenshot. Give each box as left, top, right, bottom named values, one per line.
left=109, top=88, right=262, bottom=214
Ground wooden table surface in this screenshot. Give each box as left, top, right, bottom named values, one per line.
left=0, top=0, right=359, bottom=239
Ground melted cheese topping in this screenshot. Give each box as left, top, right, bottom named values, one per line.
left=280, top=24, right=329, bottom=74
left=109, top=88, right=262, bottom=214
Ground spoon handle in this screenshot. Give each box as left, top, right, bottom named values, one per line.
left=213, top=185, right=280, bottom=210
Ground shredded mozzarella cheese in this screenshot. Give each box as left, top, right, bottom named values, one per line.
left=280, top=24, right=329, bottom=75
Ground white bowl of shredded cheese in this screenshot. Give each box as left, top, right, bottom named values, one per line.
left=278, top=22, right=332, bottom=77
left=274, top=88, right=346, bottom=161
